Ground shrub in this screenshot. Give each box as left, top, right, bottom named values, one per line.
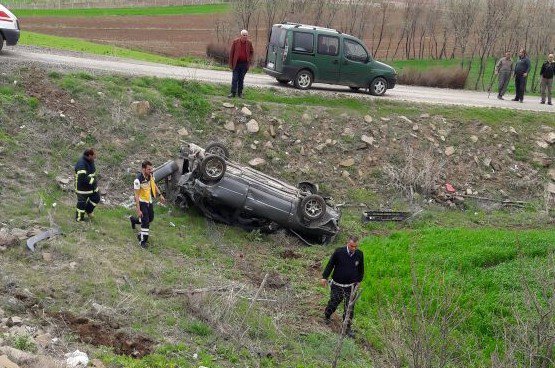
left=398, top=66, right=469, bottom=89
left=206, top=43, right=229, bottom=65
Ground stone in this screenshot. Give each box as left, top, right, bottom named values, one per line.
left=361, top=135, right=374, bottom=145
left=412, top=124, right=419, bottom=131
left=302, top=113, right=311, bottom=121
left=545, top=132, right=555, bottom=145
left=6, top=317, right=23, bottom=327
left=532, top=153, right=552, bottom=167
left=466, top=188, right=473, bottom=195
left=548, top=168, right=555, bottom=181
left=250, top=144, right=257, bottom=150
left=509, top=126, right=518, bottom=135
left=548, top=182, right=555, bottom=195
left=444, top=146, right=455, bottom=156
left=420, top=113, right=430, bottom=118
left=241, top=107, right=252, bottom=116
left=246, top=119, right=259, bottom=133
left=399, top=116, right=413, bottom=124
left=130, top=101, right=151, bottom=117
left=223, top=121, right=235, bottom=131
left=342, top=127, right=354, bottom=136
left=42, top=252, right=53, bottom=262
left=0, top=355, right=19, bottom=368
left=269, top=125, right=276, bottom=137
left=364, top=115, right=373, bottom=124
left=264, top=141, right=273, bottom=149
left=177, top=128, right=189, bottom=137
left=381, top=117, right=391, bottom=122
left=222, top=102, right=234, bottom=108
left=55, top=176, right=70, bottom=185
left=536, top=140, right=549, bottom=149
left=341, top=171, right=350, bottom=178
left=0, top=229, right=18, bottom=248
left=300, top=146, right=305, bottom=156
left=34, top=333, right=52, bottom=349
left=248, top=158, right=266, bottom=167
left=483, top=158, right=492, bottom=167
left=438, top=129, right=448, bottom=137
left=480, top=125, right=492, bottom=133
left=315, top=143, right=327, bottom=151
left=0, top=347, right=36, bottom=366
left=340, top=158, right=355, bottom=167
left=470, top=135, right=478, bottom=143
left=90, top=359, right=106, bottom=368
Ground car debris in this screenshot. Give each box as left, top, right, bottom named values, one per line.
left=153, top=142, right=340, bottom=244
left=26, top=227, right=62, bottom=252
left=362, top=211, right=411, bottom=222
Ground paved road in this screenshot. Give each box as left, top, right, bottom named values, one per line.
left=2, top=47, right=553, bottom=113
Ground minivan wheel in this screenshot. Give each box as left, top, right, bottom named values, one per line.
left=0, top=34, right=4, bottom=52
left=369, top=77, right=387, bottom=96
left=276, top=78, right=290, bottom=85
left=294, top=70, right=313, bottom=90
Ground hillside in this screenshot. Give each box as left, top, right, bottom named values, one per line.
left=0, top=64, right=554, bottom=368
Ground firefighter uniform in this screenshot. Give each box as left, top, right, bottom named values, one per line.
left=130, top=172, right=157, bottom=247
left=74, top=155, right=100, bottom=221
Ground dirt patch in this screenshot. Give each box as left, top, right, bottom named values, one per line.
left=280, top=249, right=302, bottom=259
left=50, top=311, right=155, bottom=357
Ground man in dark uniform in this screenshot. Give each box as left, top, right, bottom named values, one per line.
left=129, top=160, right=165, bottom=248
left=321, top=235, right=364, bottom=337
left=74, top=148, right=100, bottom=222
left=512, top=49, right=531, bottom=103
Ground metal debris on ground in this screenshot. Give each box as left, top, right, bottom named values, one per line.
left=26, top=227, right=62, bottom=252
left=362, top=211, right=411, bottom=222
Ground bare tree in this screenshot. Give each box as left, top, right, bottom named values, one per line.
left=263, top=0, right=290, bottom=39
left=372, top=0, right=391, bottom=58
left=447, top=0, right=480, bottom=67
left=231, top=0, right=261, bottom=30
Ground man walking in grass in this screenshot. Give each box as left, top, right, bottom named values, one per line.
left=321, top=235, right=364, bottom=338
left=74, top=148, right=100, bottom=222
left=129, top=160, right=165, bottom=248
left=495, top=51, right=513, bottom=100
left=512, top=49, right=531, bottom=103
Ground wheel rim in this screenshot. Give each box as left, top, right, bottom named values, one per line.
left=304, top=198, right=323, bottom=218
left=205, top=158, right=224, bottom=179
left=374, top=80, right=386, bottom=95
left=207, top=146, right=226, bottom=157
left=297, top=73, right=311, bottom=88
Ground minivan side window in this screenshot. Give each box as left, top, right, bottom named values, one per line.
left=344, top=39, right=368, bottom=63
left=293, top=32, right=314, bottom=53
left=317, top=35, right=339, bottom=56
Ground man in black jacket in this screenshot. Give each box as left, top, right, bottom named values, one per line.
left=74, top=148, right=100, bottom=222
left=321, top=235, right=364, bottom=337
left=540, top=53, right=554, bottom=105
left=512, top=49, right=531, bottom=103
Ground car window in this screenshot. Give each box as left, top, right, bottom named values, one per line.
left=293, top=32, right=314, bottom=53
left=344, top=39, right=368, bottom=63
left=317, top=35, right=339, bottom=56
left=269, top=26, right=287, bottom=47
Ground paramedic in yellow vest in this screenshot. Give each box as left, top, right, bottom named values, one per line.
left=129, top=160, right=165, bottom=248
left=74, top=148, right=100, bottom=221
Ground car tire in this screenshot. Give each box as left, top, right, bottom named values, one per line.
left=294, top=70, right=313, bottom=90
left=276, top=78, right=290, bottom=85
left=369, top=77, right=387, bottom=96
left=298, top=181, right=318, bottom=195
left=205, top=142, right=229, bottom=159
left=349, top=86, right=360, bottom=92
left=0, top=34, right=4, bottom=52
left=200, top=155, right=226, bottom=182
left=299, top=194, right=326, bottom=221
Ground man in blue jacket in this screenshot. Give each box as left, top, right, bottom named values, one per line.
left=74, top=148, right=100, bottom=221
left=512, top=49, right=531, bottom=103
left=321, top=235, right=364, bottom=337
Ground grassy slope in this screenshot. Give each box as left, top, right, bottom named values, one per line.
left=0, top=69, right=554, bottom=367
left=12, top=3, right=229, bottom=17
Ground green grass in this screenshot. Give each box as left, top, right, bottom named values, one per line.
left=19, top=31, right=224, bottom=70
left=13, top=3, right=229, bottom=18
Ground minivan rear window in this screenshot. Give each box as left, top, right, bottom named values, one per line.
left=269, top=26, right=287, bottom=47
left=293, top=32, right=314, bottom=53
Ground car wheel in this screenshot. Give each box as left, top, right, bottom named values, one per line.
left=0, top=34, right=4, bottom=52
left=200, top=155, right=226, bottom=182
left=298, top=181, right=317, bottom=195
left=205, top=142, right=229, bottom=159
left=276, top=78, right=290, bottom=85
left=299, top=194, right=326, bottom=221
left=294, top=70, right=313, bottom=90
left=369, top=77, right=387, bottom=96
left=349, top=86, right=360, bottom=92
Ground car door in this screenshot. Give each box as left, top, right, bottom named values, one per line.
left=315, top=34, right=340, bottom=83
left=340, top=38, right=371, bottom=87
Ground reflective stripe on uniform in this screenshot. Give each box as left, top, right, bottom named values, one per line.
left=330, top=280, right=355, bottom=288
left=76, top=170, right=87, bottom=175
left=76, top=190, right=94, bottom=194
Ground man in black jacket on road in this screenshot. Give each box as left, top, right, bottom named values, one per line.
left=512, top=49, right=531, bottom=103
left=540, top=53, right=554, bottom=105
left=321, top=235, right=364, bottom=337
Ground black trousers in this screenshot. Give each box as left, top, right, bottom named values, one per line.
left=75, top=191, right=100, bottom=221
left=231, top=61, right=249, bottom=96
left=325, top=283, right=355, bottom=328
left=131, top=202, right=154, bottom=243
left=514, top=74, right=526, bottom=101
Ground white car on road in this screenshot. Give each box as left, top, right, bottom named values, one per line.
left=0, top=4, right=19, bottom=51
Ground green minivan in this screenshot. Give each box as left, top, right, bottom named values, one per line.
left=263, top=23, right=396, bottom=96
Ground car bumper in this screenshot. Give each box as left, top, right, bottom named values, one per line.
left=263, top=65, right=299, bottom=81
left=3, top=29, right=20, bottom=46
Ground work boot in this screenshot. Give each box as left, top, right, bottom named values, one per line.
left=129, top=216, right=137, bottom=230
left=238, top=93, right=243, bottom=98
left=541, top=100, right=545, bottom=104
left=497, top=95, right=503, bottom=100
left=140, top=241, right=148, bottom=249
left=227, top=93, right=235, bottom=98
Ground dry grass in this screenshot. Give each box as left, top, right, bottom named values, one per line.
left=206, top=43, right=229, bottom=65
left=398, top=67, right=469, bottom=89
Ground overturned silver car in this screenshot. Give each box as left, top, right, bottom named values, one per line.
left=154, top=143, right=340, bottom=244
